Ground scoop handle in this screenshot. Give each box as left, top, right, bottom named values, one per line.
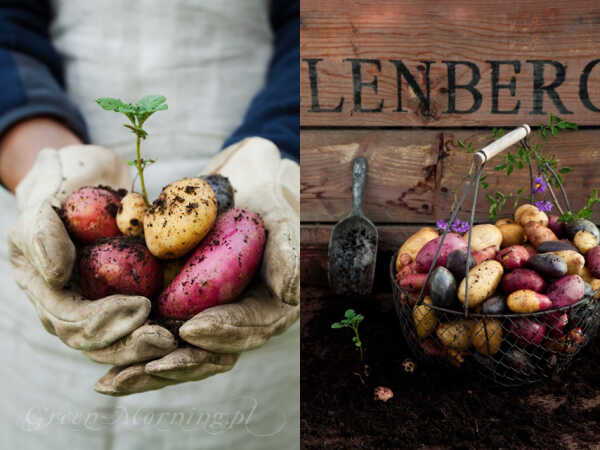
left=352, top=157, right=367, bottom=215
left=473, top=124, right=531, bottom=166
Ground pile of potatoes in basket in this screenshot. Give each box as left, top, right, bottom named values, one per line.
left=395, top=204, right=599, bottom=368
left=60, top=175, right=265, bottom=327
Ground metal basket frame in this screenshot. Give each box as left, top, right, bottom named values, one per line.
left=390, top=130, right=600, bottom=387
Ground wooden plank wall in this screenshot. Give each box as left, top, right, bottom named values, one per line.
left=300, top=1, right=600, bottom=288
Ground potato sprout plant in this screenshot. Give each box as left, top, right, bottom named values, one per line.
left=455, top=114, right=596, bottom=222
left=332, top=309, right=365, bottom=361
left=96, top=95, right=168, bottom=205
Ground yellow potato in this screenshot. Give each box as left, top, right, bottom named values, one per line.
left=495, top=218, right=514, bottom=226
left=144, top=177, right=217, bottom=259
left=436, top=320, right=473, bottom=351
left=515, top=204, right=548, bottom=227
left=472, top=319, right=503, bottom=355
left=116, top=192, right=147, bottom=236
left=396, top=227, right=438, bottom=271
left=574, top=230, right=598, bottom=255
left=550, top=250, right=585, bottom=275
left=507, top=289, right=551, bottom=313
left=578, top=266, right=594, bottom=283
left=458, top=260, right=504, bottom=308
left=524, top=222, right=557, bottom=248
left=498, top=223, right=526, bottom=248
left=514, top=204, right=537, bottom=223
left=413, top=297, right=437, bottom=338
left=464, top=224, right=503, bottom=252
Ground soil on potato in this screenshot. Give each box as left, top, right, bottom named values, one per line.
left=301, top=287, right=600, bottom=450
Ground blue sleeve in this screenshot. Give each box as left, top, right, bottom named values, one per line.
left=222, top=0, right=299, bottom=162
left=0, top=0, right=88, bottom=142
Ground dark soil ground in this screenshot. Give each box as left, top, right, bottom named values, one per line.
left=301, top=287, right=600, bottom=450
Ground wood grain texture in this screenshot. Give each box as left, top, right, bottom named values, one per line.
left=301, top=0, right=600, bottom=126
left=301, top=128, right=600, bottom=223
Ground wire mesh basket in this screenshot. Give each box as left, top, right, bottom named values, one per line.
left=390, top=125, right=600, bottom=387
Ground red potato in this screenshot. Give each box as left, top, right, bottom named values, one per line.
left=524, top=222, right=558, bottom=248
left=62, top=186, right=124, bottom=243
left=502, top=269, right=546, bottom=294
left=509, top=318, right=547, bottom=346
left=547, top=274, right=585, bottom=308
left=399, top=273, right=429, bottom=293
left=506, top=289, right=552, bottom=313
left=496, top=245, right=531, bottom=270
left=157, top=208, right=266, bottom=320
left=585, top=246, right=600, bottom=278
left=472, top=246, right=497, bottom=264
left=546, top=312, right=568, bottom=337
left=415, top=233, right=467, bottom=272
left=547, top=214, right=566, bottom=238
left=79, top=236, right=162, bottom=300
left=524, top=244, right=537, bottom=258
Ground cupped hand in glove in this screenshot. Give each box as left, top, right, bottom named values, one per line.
left=8, top=145, right=175, bottom=356
left=95, top=138, right=300, bottom=395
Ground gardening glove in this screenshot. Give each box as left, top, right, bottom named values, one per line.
left=8, top=145, right=174, bottom=357
left=181, top=137, right=300, bottom=351
left=94, top=137, right=299, bottom=395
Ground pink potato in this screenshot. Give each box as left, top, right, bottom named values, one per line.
left=509, top=318, right=547, bottom=346
left=157, top=208, right=266, bottom=319
left=496, top=245, right=531, bottom=270
left=547, top=274, right=585, bottom=308
left=472, top=246, right=497, bottom=264
left=415, top=233, right=467, bottom=272
left=79, top=236, right=162, bottom=300
left=502, top=269, right=546, bottom=294
left=62, top=186, right=124, bottom=243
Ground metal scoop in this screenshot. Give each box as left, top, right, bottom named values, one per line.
left=328, top=157, right=379, bottom=296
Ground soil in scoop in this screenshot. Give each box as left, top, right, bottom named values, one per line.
left=301, top=288, right=600, bottom=449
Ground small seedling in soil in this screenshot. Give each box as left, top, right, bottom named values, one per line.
left=332, top=309, right=365, bottom=361
left=96, top=95, right=168, bottom=205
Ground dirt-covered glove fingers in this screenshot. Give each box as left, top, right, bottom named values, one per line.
left=9, top=250, right=150, bottom=351
left=9, top=200, right=75, bottom=288
left=94, top=364, right=180, bottom=396
left=144, top=347, right=239, bottom=381
left=179, top=284, right=300, bottom=353
left=83, top=324, right=177, bottom=365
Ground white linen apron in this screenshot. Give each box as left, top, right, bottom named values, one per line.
left=0, top=1, right=300, bottom=449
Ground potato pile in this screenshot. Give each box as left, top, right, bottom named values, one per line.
left=396, top=204, right=599, bottom=367
left=60, top=175, right=265, bottom=322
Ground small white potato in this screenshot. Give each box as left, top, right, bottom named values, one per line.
left=116, top=192, right=147, bottom=236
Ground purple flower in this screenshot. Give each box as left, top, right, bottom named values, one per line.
left=535, top=200, right=553, bottom=212
left=436, top=219, right=448, bottom=231
left=532, top=176, right=547, bottom=194
left=452, top=220, right=471, bottom=233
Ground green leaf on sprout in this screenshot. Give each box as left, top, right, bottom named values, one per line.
left=135, top=95, right=168, bottom=113
left=331, top=323, right=342, bottom=329
left=345, top=309, right=355, bottom=319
